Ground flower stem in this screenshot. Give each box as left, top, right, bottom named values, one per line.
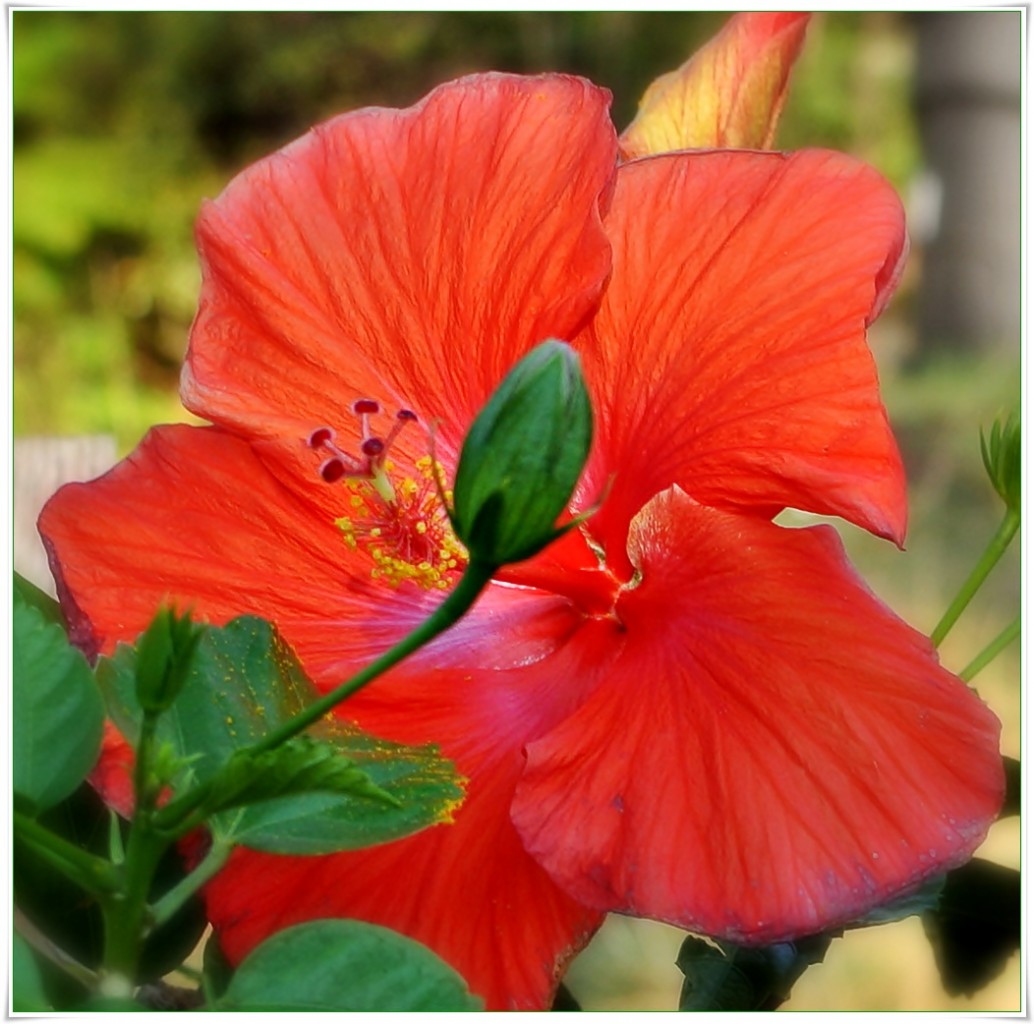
left=154, top=559, right=498, bottom=836
left=959, top=615, right=1021, bottom=683
left=14, top=907, right=99, bottom=989
left=13, top=810, right=120, bottom=898
left=99, top=707, right=171, bottom=988
left=931, top=510, right=1020, bottom=648
left=247, top=558, right=497, bottom=756
left=150, top=837, right=233, bottom=928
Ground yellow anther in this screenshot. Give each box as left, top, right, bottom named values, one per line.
left=332, top=458, right=468, bottom=591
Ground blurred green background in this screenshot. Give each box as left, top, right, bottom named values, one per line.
left=12, top=10, right=1020, bottom=1012
left=13, top=10, right=927, bottom=450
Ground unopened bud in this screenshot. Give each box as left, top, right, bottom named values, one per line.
left=980, top=409, right=1020, bottom=515
left=134, top=607, right=204, bottom=714
left=450, top=340, right=593, bottom=567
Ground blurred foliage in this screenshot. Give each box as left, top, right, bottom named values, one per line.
left=13, top=10, right=921, bottom=451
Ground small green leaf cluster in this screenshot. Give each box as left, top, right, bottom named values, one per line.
left=980, top=409, right=1021, bottom=515
left=12, top=576, right=475, bottom=1012
left=133, top=606, right=205, bottom=713
left=95, top=614, right=464, bottom=852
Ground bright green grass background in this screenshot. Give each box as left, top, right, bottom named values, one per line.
left=12, top=10, right=1021, bottom=1011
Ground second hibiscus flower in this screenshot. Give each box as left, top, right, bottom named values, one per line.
left=41, top=42, right=1003, bottom=1014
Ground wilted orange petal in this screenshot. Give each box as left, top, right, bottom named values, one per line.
left=578, top=147, right=908, bottom=570
left=619, top=12, right=810, bottom=158
left=184, top=73, right=617, bottom=470
left=512, top=488, right=1004, bottom=942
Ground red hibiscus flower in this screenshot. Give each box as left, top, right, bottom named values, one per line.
left=40, top=68, right=1003, bottom=1010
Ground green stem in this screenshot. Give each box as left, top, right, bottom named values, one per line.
left=131, top=711, right=163, bottom=816
left=252, top=559, right=497, bottom=754
left=959, top=615, right=1021, bottom=683
left=156, top=560, right=497, bottom=838
left=150, top=837, right=233, bottom=929
left=99, top=707, right=170, bottom=989
left=153, top=562, right=496, bottom=839
left=931, top=510, right=1020, bottom=648
left=13, top=810, right=120, bottom=898
left=98, top=827, right=168, bottom=992
left=14, top=907, right=99, bottom=989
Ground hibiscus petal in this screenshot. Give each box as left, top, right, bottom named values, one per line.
left=37, top=424, right=421, bottom=662
left=619, top=12, right=810, bottom=158
left=579, top=149, right=908, bottom=569
left=38, top=422, right=614, bottom=1008
left=203, top=592, right=622, bottom=1010
left=512, top=488, right=1003, bottom=943
left=183, top=73, right=617, bottom=466
left=206, top=736, right=603, bottom=1011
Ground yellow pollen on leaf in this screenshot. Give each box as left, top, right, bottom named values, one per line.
left=334, top=457, right=467, bottom=590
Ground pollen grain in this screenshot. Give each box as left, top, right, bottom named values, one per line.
left=335, top=457, right=467, bottom=590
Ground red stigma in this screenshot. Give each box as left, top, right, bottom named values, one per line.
left=320, top=458, right=347, bottom=483
left=308, top=399, right=421, bottom=490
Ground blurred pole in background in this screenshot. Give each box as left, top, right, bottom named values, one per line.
left=14, top=436, right=117, bottom=596
left=911, top=11, right=1021, bottom=357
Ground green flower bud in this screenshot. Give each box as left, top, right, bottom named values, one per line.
left=450, top=340, right=593, bottom=567
left=134, top=607, right=204, bottom=714
left=980, top=409, right=1020, bottom=515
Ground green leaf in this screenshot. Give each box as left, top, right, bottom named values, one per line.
left=980, top=408, right=1020, bottom=513
left=12, top=933, right=52, bottom=1012
left=1001, top=755, right=1020, bottom=818
left=14, top=570, right=65, bottom=629
left=675, top=876, right=951, bottom=1011
left=677, top=934, right=833, bottom=1012
left=97, top=615, right=464, bottom=854
left=215, top=919, right=482, bottom=1011
left=222, top=723, right=463, bottom=854
left=922, top=858, right=1021, bottom=996
left=14, top=782, right=208, bottom=984
left=13, top=593, right=104, bottom=813
left=201, top=932, right=235, bottom=1004
left=203, top=736, right=399, bottom=816
left=156, top=735, right=404, bottom=840
left=848, top=874, right=945, bottom=926
left=14, top=783, right=110, bottom=972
